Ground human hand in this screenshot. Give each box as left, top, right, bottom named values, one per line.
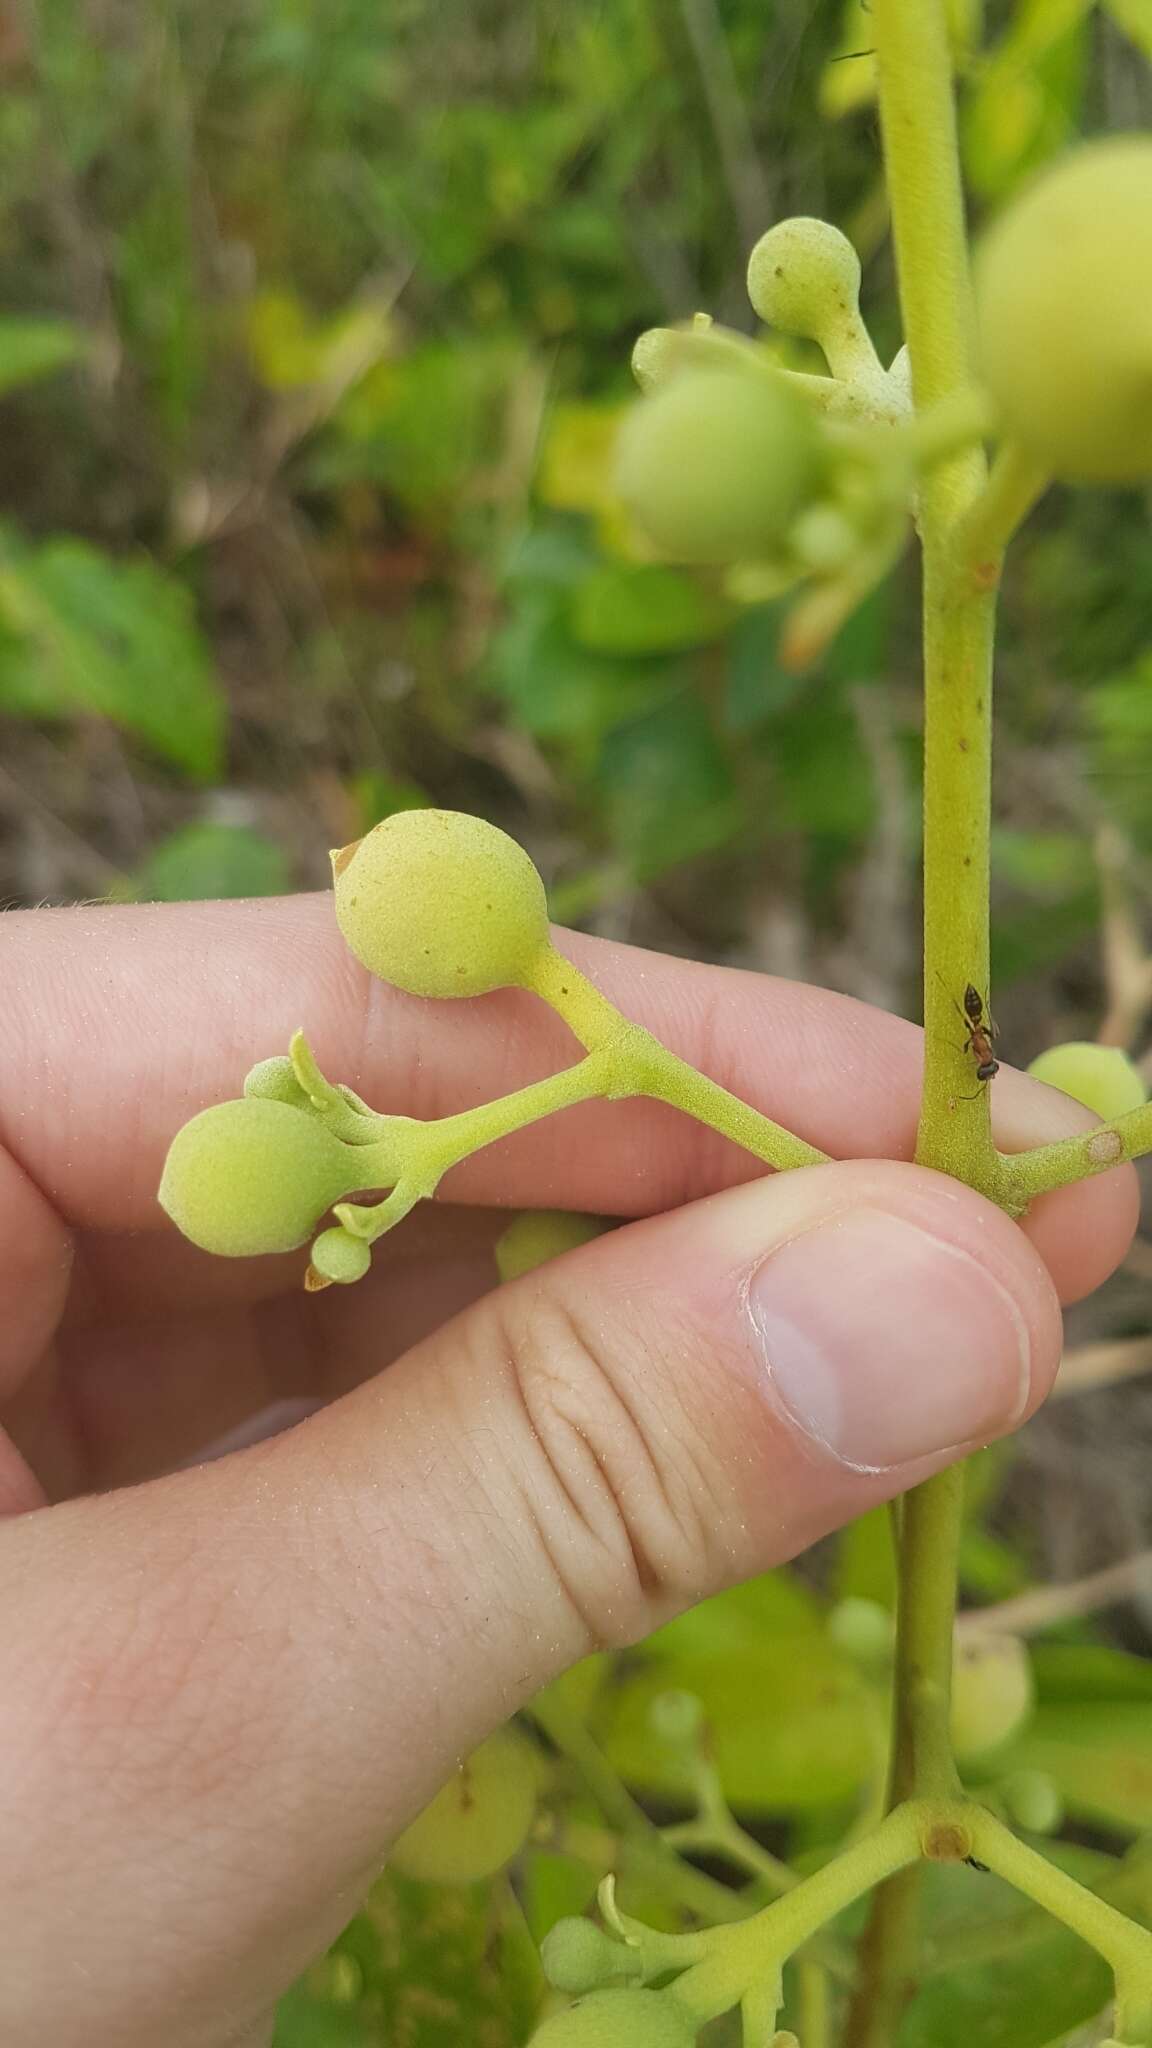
left=0, top=897, right=1135, bottom=2048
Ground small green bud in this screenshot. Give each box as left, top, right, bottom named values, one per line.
left=495, top=1210, right=607, bottom=1283
left=389, top=1727, right=541, bottom=1886
left=541, top=1920, right=641, bottom=1995
left=1027, top=1041, right=1146, bottom=1122
left=309, top=1225, right=373, bottom=1287
left=950, top=1633, right=1034, bottom=1762
left=975, top=137, right=1152, bottom=481
left=828, top=1597, right=895, bottom=1668
left=1000, top=1767, right=1063, bottom=1835
left=649, top=1689, right=706, bottom=1746
left=159, top=1098, right=360, bottom=1258
left=332, top=809, right=551, bottom=998
left=747, top=218, right=879, bottom=385
left=243, top=1055, right=310, bottom=1107
left=614, top=367, right=822, bottom=566
left=528, top=1990, right=696, bottom=2047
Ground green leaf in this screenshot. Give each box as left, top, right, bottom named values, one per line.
left=903, top=1850, right=1117, bottom=2048
left=0, top=534, right=223, bottom=778
left=131, top=823, right=290, bottom=902
left=597, top=1571, right=874, bottom=1814
left=0, top=317, right=84, bottom=398
left=724, top=604, right=810, bottom=732
left=1102, top=0, right=1152, bottom=57
left=597, top=691, right=743, bottom=876
left=568, top=564, right=731, bottom=657
left=488, top=590, right=676, bottom=758
left=1031, top=1644, right=1152, bottom=1705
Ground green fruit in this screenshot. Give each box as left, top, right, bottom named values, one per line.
left=495, top=1210, right=606, bottom=1283
left=828, top=1597, right=895, bottom=1668
left=529, top=1991, right=696, bottom=2047
left=1028, top=1041, right=1146, bottom=1121
left=747, top=217, right=862, bottom=342
left=950, top=1633, right=1034, bottom=1762
left=389, top=1727, right=541, bottom=1885
left=332, top=809, right=551, bottom=998
left=975, top=137, right=1152, bottom=480
left=614, top=367, right=822, bottom=565
left=1001, top=1767, right=1063, bottom=1835
left=309, top=1225, right=373, bottom=1286
left=541, top=1920, right=639, bottom=1995
left=159, top=1098, right=359, bottom=1257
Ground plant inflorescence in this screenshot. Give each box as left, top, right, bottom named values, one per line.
left=158, top=14, right=1152, bottom=2043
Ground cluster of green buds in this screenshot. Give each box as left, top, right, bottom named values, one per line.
left=614, top=218, right=933, bottom=667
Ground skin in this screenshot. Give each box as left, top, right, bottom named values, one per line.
left=0, top=895, right=1136, bottom=2048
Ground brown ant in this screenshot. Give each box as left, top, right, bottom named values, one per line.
left=934, top=976, right=1000, bottom=1095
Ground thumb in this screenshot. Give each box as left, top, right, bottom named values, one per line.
left=1, top=1159, right=1060, bottom=2048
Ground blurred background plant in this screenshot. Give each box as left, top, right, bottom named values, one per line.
left=4, top=1, right=1152, bottom=2040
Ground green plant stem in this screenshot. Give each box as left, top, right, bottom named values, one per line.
left=966, top=1811, right=1152, bottom=1993
left=1001, top=1108, right=1152, bottom=1200
left=847, top=3, right=1003, bottom=2040
left=952, top=440, right=1051, bottom=586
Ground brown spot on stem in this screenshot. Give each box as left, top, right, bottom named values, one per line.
left=924, top=1822, right=971, bottom=1864
left=1088, top=1129, right=1124, bottom=1167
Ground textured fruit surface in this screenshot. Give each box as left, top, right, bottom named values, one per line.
left=950, top=1632, right=1034, bottom=1761
left=614, top=367, right=821, bottom=565
left=332, top=808, right=551, bottom=997
left=159, top=1097, right=358, bottom=1257
left=1028, top=1040, right=1146, bottom=1121
left=747, top=217, right=862, bottom=338
left=541, top=1920, right=638, bottom=1995
left=975, top=137, right=1152, bottom=480
left=529, top=1989, right=696, bottom=2046
left=388, top=1727, right=540, bottom=1885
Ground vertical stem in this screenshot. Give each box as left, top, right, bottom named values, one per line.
left=846, top=3, right=1003, bottom=2040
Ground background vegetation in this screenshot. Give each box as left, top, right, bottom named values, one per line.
left=3, top=1, right=1152, bottom=2040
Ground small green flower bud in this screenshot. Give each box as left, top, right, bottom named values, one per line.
left=828, top=1597, right=895, bottom=1668
left=541, top=1921, right=640, bottom=1995
left=309, top=1225, right=373, bottom=1286
left=159, top=1098, right=361, bottom=1258
left=950, top=1633, right=1034, bottom=1762
left=614, top=367, right=822, bottom=566
left=332, top=809, right=551, bottom=999
left=389, top=1727, right=541, bottom=1886
left=975, top=137, right=1152, bottom=481
left=243, top=1055, right=309, bottom=1107
left=1001, top=1767, right=1063, bottom=1835
left=649, top=1689, right=706, bottom=1746
left=528, top=1990, right=697, bottom=2047
left=747, top=218, right=878, bottom=384
left=1028, top=1042, right=1146, bottom=1122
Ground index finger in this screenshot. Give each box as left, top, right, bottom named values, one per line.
left=0, top=893, right=1135, bottom=1302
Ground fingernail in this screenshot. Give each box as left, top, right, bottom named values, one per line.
left=747, top=1207, right=1032, bottom=1471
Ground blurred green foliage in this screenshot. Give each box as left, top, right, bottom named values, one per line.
left=2, top=4, right=1151, bottom=2042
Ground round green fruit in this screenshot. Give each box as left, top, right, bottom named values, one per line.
left=747, top=217, right=862, bottom=341
left=1027, top=1041, right=1146, bottom=1121
left=159, top=1098, right=358, bottom=1257
left=540, top=1920, right=639, bottom=1995
left=950, top=1633, right=1034, bottom=1762
left=309, top=1225, right=373, bottom=1286
left=529, top=1991, right=696, bottom=2047
left=332, top=809, right=551, bottom=998
left=495, top=1210, right=606, bottom=1284
left=389, top=1726, right=541, bottom=1885
left=975, top=137, right=1152, bottom=480
left=614, top=367, right=822, bottom=565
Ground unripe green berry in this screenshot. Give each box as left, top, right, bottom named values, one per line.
left=649, top=1689, right=705, bottom=1746
left=495, top=1210, right=606, bottom=1283
left=950, top=1633, right=1034, bottom=1762
left=1027, top=1041, right=1146, bottom=1121
left=614, top=368, right=822, bottom=566
left=332, top=809, right=551, bottom=998
left=389, top=1727, right=540, bottom=1885
left=243, top=1055, right=309, bottom=1107
left=828, top=1597, right=895, bottom=1668
left=541, top=1921, right=640, bottom=1995
left=310, top=1225, right=373, bottom=1286
left=159, top=1098, right=359, bottom=1257
left=528, top=1991, right=696, bottom=2047
left=747, top=217, right=862, bottom=341
left=1001, top=1766, right=1063, bottom=1835
left=975, top=137, right=1152, bottom=481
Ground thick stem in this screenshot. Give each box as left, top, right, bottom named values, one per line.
left=849, top=3, right=1001, bottom=2037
